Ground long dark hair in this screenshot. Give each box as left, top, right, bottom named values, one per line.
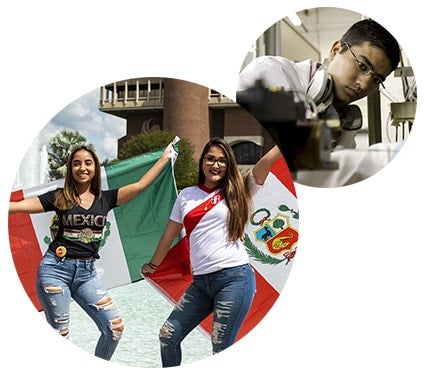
left=54, top=145, right=102, bottom=210
left=198, top=137, right=250, bottom=242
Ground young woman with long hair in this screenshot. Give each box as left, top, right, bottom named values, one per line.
left=141, top=137, right=281, bottom=367
left=9, top=142, right=174, bottom=361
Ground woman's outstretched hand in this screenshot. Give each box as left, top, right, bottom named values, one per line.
left=161, top=136, right=179, bottom=161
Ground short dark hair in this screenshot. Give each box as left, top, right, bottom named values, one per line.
left=340, top=19, right=400, bottom=72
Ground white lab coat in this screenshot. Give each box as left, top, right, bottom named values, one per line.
left=296, top=142, right=401, bottom=187
left=238, top=55, right=394, bottom=187
left=239, top=55, right=313, bottom=93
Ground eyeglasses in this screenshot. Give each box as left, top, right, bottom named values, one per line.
left=203, top=155, right=228, bottom=167
left=343, top=42, right=386, bottom=89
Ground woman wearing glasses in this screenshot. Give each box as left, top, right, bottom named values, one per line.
left=141, top=137, right=282, bottom=367
left=238, top=18, right=401, bottom=186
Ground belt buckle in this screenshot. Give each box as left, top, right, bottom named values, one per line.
left=55, top=246, right=67, bottom=258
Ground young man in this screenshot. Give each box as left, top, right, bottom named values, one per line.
left=238, top=18, right=401, bottom=187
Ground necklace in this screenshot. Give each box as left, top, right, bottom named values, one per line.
left=79, top=194, right=92, bottom=204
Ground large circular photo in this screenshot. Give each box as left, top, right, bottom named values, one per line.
left=8, top=77, right=298, bottom=368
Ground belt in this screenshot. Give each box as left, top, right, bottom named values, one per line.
left=49, top=247, right=96, bottom=261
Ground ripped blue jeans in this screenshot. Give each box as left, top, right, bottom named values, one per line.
left=159, top=264, right=256, bottom=367
left=36, top=251, right=123, bottom=360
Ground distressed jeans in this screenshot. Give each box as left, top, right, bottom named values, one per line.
left=36, top=251, right=123, bottom=360
left=159, top=263, right=256, bottom=367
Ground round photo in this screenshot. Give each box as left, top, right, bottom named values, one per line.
left=237, top=7, right=416, bottom=188
left=8, top=77, right=298, bottom=368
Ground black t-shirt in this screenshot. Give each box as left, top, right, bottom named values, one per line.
left=38, top=189, right=118, bottom=259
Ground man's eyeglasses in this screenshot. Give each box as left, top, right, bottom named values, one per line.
left=343, top=42, right=386, bottom=89
left=203, top=155, right=228, bottom=167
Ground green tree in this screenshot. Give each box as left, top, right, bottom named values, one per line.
left=48, top=129, right=93, bottom=180
left=119, top=130, right=198, bottom=189
left=272, top=218, right=285, bottom=230
left=101, top=157, right=119, bottom=167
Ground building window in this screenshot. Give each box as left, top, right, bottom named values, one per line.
left=232, top=141, right=261, bottom=165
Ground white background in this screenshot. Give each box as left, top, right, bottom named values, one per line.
left=1, top=1, right=424, bottom=374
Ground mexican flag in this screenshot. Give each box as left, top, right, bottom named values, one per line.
left=146, top=156, right=298, bottom=342
left=8, top=149, right=178, bottom=311
left=9, top=150, right=298, bottom=343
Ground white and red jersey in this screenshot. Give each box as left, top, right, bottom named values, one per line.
left=170, top=177, right=261, bottom=275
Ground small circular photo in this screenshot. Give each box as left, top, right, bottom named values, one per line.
left=237, top=7, right=416, bottom=188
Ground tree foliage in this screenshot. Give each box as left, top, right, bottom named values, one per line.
left=119, top=130, right=198, bottom=189
left=273, top=218, right=285, bottom=230
left=48, top=129, right=93, bottom=180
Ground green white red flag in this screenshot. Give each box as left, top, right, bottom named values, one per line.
left=9, top=150, right=298, bottom=343
left=9, top=150, right=177, bottom=311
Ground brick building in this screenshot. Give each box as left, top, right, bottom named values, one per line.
left=98, top=77, right=274, bottom=168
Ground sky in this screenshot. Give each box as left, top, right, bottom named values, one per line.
left=30, top=88, right=125, bottom=162
left=14, top=88, right=126, bottom=189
